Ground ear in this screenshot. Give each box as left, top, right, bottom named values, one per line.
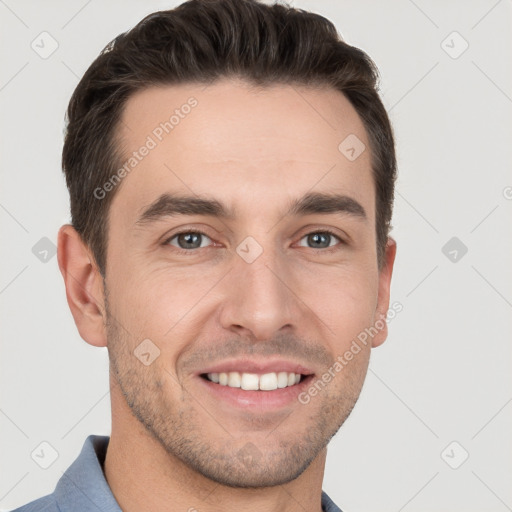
left=371, top=236, right=397, bottom=348
left=57, top=224, right=107, bottom=347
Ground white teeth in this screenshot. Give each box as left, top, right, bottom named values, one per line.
left=277, top=372, right=289, bottom=388
left=241, top=373, right=259, bottom=390
left=207, top=372, right=219, bottom=383
left=228, top=372, right=241, bottom=388
left=206, top=371, right=303, bottom=390
left=259, top=372, right=278, bottom=390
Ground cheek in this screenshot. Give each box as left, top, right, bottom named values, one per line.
left=303, top=264, right=379, bottom=343
left=105, top=266, right=165, bottom=346
left=107, top=265, right=212, bottom=358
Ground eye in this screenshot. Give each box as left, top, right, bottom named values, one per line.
left=297, top=230, right=344, bottom=251
left=163, top=228, right=345, bottom=255
left=165, top=231, right=213, bottom=253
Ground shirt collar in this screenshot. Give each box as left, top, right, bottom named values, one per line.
left=54, top=434, right=122, bottom=512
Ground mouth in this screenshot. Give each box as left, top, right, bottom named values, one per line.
left=200, top=371, right=308, bottom=391
left=195, top=360, right=316, bottom=410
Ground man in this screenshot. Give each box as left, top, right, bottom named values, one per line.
left=13, top=0, right=396, bottom=510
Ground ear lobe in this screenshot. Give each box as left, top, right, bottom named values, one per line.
left=371, top=236, right=397, bottom=348
left=57, top=224, right=107, bottom=347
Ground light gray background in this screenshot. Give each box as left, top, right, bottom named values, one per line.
left=1, top=1, right=511, bottom=511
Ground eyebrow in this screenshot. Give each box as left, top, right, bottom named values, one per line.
left=135, top=191, right=367, bottom=226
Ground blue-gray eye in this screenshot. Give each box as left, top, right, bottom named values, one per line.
left=298, top=231, right=342, bottom=249
left=167, top=231, right=212, bottom=250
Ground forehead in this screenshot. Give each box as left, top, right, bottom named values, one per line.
left=112, top=79, right=374, bottom=224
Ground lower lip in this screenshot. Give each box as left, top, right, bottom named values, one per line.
left=197, top=374, right=315, bottom=411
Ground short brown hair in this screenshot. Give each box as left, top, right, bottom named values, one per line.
left=62, top=0, right=396, bottom=276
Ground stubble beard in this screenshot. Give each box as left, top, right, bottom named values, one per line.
left=104, top=294, right=368, bottom=488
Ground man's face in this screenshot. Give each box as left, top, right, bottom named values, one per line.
left=103, top=79, right=392, bottom=487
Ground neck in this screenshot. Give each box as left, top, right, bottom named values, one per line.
left=104, top=381, right=327, bottom=512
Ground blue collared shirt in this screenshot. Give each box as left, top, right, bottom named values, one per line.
left=11, top=435, right=343, bottom=511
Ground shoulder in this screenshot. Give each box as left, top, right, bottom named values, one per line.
left=9, top=493, right=60, bottom=512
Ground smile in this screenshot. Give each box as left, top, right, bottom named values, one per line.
left=202, top=371, right=302, bottom=390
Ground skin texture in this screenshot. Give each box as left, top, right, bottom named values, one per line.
left=58, top=78, right=396, bottom=512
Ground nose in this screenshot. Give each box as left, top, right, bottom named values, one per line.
left=218, top=242, right=303, bottom=341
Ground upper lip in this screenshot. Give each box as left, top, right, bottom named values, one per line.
left=196, top=358, right=315, bottom=376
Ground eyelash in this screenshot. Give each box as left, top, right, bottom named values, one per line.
left=163, top=229, right=346, bottom=256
